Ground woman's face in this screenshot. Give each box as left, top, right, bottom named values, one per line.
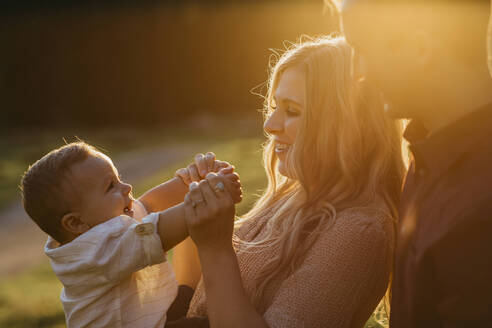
left=264, top=66, right=305, bottom=177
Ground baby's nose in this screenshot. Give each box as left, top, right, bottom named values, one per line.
left=122, top=182, right=132, bottom=194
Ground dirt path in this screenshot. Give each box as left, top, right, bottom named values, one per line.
left=0, top=144, right=195, bottom=276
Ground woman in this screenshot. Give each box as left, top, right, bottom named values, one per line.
left=174, top=35, right=405, bottom=327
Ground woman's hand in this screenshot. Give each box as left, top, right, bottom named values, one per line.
left=183, top=173, right=236, bottom=253
left=183, top=174, right=269, bottom=328
left=175, top=152, right=231, bottom=186
left=176, top=152, right=243, bottom=203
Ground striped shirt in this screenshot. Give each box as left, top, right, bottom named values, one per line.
left=45, top=200, right=178, bottom=328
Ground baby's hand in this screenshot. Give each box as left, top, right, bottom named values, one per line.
left=215, top=167, right=242, bottom=204
left=175, top=152, right=232, bottom=186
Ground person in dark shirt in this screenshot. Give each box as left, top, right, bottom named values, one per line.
left=325, top=0, right=492, bottom=326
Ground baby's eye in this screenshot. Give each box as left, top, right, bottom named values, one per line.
left=106, top=181, right=114, bottom=192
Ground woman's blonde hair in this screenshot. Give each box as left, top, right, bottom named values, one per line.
left=235, top=35, right=405, bottom=312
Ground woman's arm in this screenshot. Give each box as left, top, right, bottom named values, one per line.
left=184, top=175, right=268, bottom=328
left=171, top=163, right=242, bottom=288
left=198, top=246, right=269, bottom=328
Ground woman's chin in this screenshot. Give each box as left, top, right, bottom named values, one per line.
left=277, top=161, right=293, bottom=179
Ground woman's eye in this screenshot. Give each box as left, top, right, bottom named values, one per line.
left=285, top=107, right=300, bottom=117
left=107, top=182, right=114, bottom=192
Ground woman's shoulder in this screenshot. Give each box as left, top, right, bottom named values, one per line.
left=337, top=205, right=393, bottom=227
left=234, top=211, right=271, bottom=240
left=315, top=204, right=394, bottom=249
left=298, top=204, right=395, bottom=282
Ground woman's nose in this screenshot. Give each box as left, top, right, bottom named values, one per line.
left=264, top=110, right=283, bottom=134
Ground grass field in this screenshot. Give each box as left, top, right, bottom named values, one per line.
left=0, top=124, right=386, bottom=328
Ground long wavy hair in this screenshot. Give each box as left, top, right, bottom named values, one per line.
left=234, top=35, right=405, bottom=312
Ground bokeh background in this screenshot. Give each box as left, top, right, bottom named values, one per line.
left=0, top=1, right=392, bottom=327
left=1, top=0, right=338, bottom=128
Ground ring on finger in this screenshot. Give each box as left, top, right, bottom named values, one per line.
left=192, top=198, right=206, bottom=208
left=213, top=182, right=226, bottom=193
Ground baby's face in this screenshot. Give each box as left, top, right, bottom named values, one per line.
left=68, top=153, right=134, bottom=229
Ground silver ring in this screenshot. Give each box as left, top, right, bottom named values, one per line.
left=214, top=182, right=225, bottom=193
left=192, top=199, right=205, bottom=208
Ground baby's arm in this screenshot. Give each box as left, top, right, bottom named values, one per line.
left=139, top=152, right=236, bottom=213
left=155, top=168, right=242, bottom=252
left=139, top=177, right=188, bottom=213
left=154, top=202, right=187, bottom=252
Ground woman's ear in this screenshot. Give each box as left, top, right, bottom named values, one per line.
left=61, top=212, right=89, bottom=235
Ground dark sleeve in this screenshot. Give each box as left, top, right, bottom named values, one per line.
left=165, top=317, right=209, bottom=328
left=166, top=285, right=209, bottom=328
left=431, top=199, right=492, bottom=326
left=167, top=285, right=196, bottom=321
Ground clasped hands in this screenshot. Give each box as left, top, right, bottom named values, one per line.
left=175, top=152, right=242, bottom=250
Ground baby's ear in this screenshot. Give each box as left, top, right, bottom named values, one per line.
left=61, top=212, right=90, bottom=235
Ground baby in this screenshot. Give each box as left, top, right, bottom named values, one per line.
left=20, top=141, right=241, bottom=328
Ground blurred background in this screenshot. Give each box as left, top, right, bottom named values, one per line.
left=0, top=1, right=367, bottom=327
left=0, top=0, right=338, bottom=128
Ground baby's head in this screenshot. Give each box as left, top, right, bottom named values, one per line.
left=21, top=142, right=134, bottom=244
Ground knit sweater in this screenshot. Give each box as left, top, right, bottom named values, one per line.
left=187, top=205, right=394, bottom=328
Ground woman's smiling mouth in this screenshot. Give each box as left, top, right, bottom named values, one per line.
left=275, top=142, right=291, bottom=154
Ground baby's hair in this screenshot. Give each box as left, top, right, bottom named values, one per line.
left=20, top=141, right=100, bottom=243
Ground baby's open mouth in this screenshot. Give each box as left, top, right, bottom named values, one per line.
left=124, top=202, right=134, bottom=217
